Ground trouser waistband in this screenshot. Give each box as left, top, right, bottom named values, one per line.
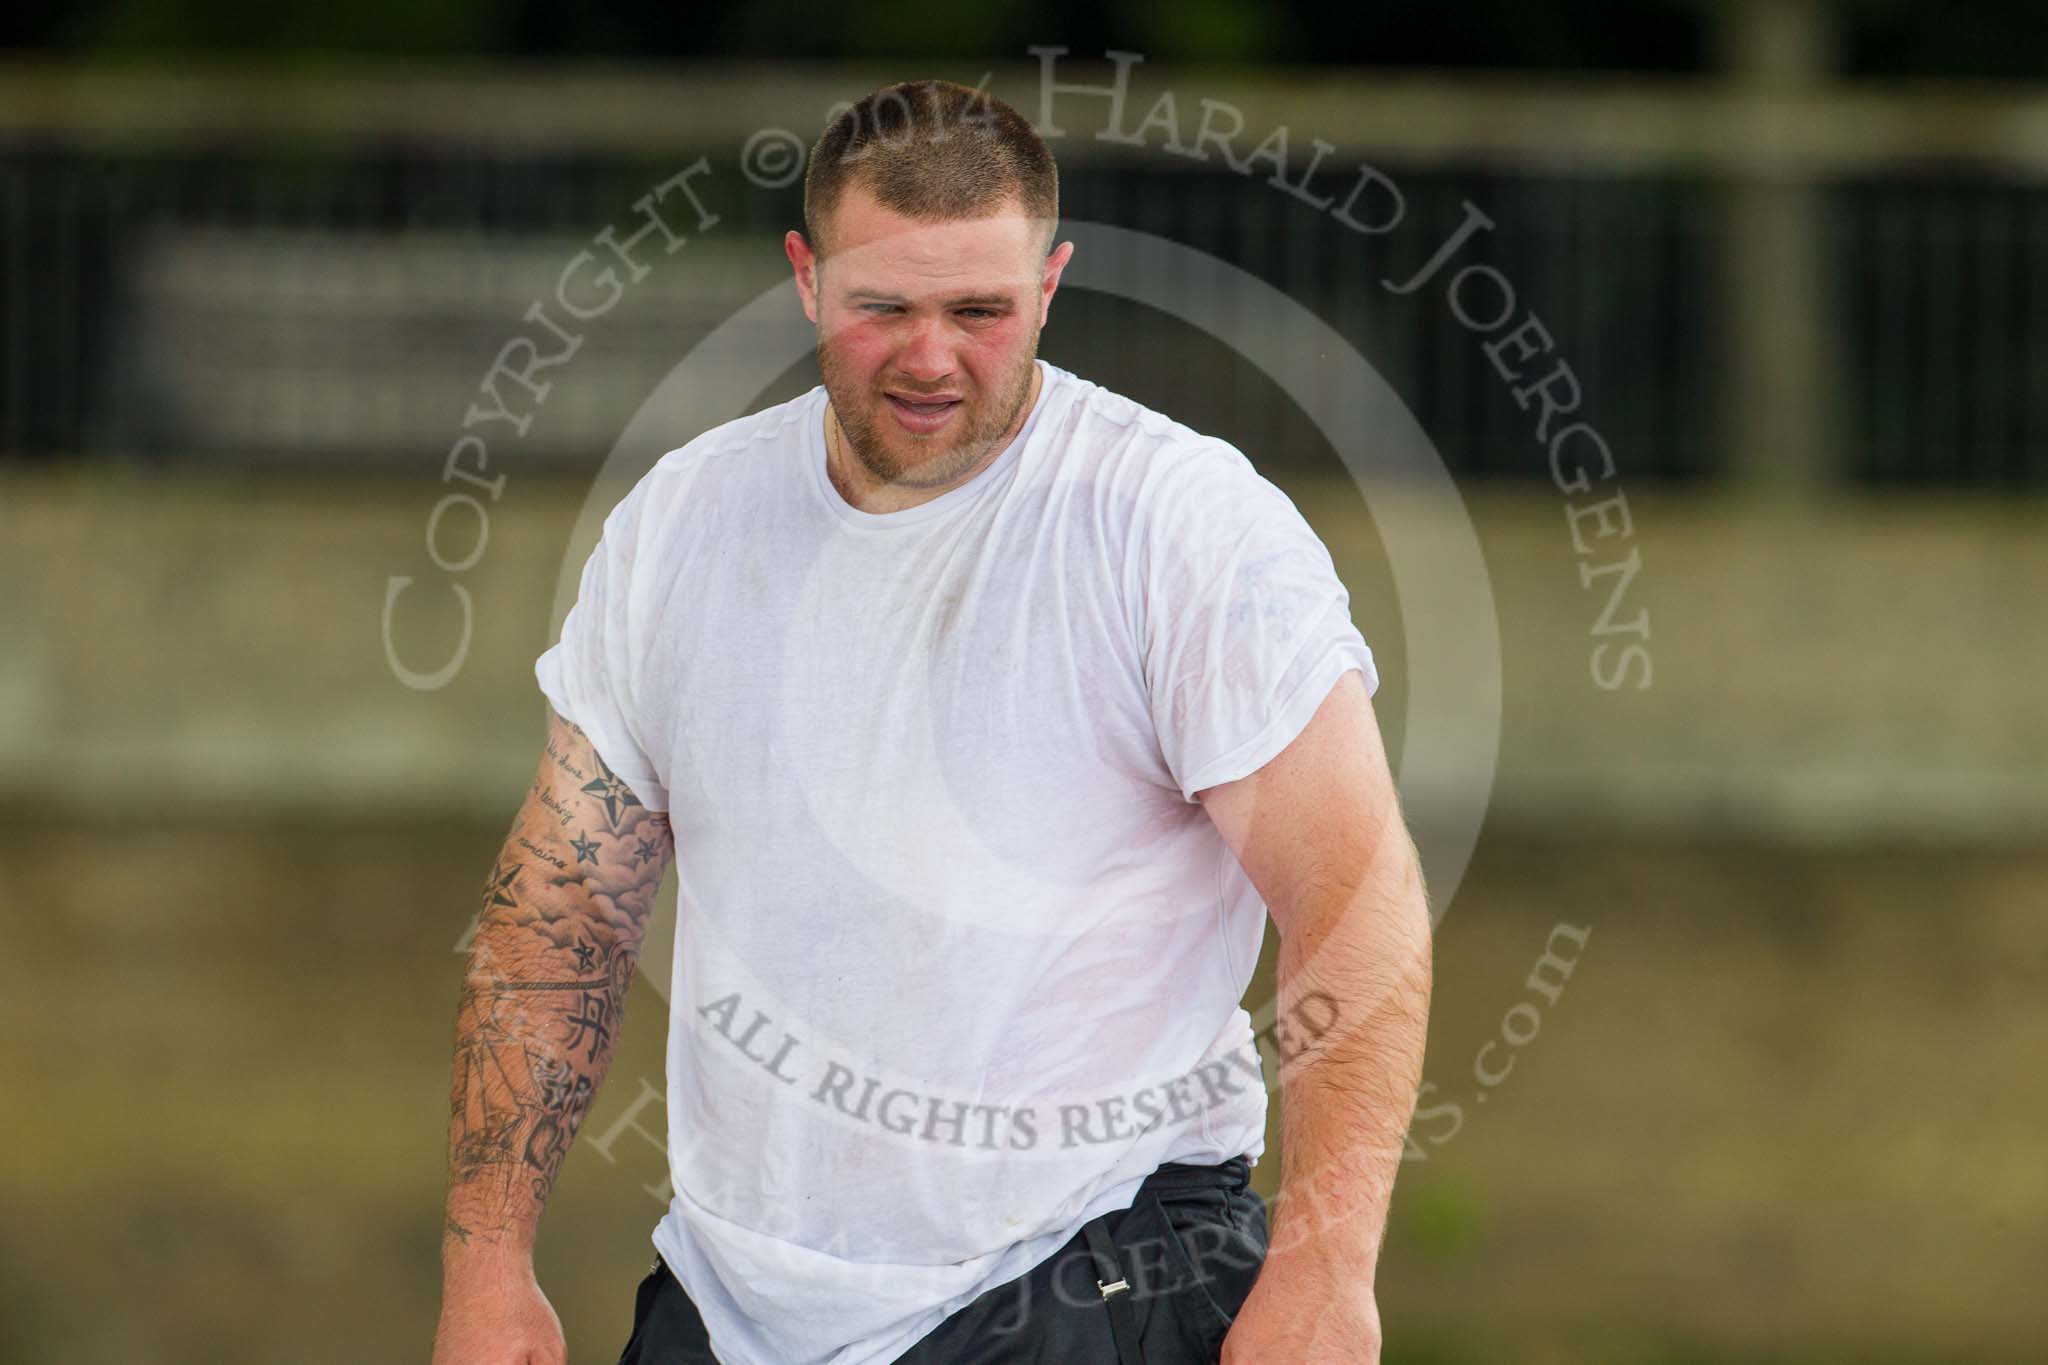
left=1137, top=1153, right=1251, bottom=1196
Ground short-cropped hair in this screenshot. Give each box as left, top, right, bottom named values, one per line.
left=804, top=80, right=1059, bottom=260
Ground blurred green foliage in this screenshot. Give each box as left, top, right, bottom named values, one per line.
left=1399, top=1179, right=1486, bottom=1263
left=1, top=0, right=2042, bottom=79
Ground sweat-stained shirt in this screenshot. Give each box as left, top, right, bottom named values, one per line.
left=535, top=358, right=1379, bottom=1365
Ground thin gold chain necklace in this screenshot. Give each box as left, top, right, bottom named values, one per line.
left=826, top=407, right=852, bottom=501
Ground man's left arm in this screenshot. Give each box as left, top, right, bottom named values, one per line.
left=1196, top=667, right=1433, bottom=1365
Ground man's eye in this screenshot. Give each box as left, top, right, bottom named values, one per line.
left=958, top=309, right=998, bottom=320
left=860, top=304, right=900, bottom=315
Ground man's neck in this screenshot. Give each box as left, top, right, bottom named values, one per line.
left=826, top=364, right=1044, bottom=515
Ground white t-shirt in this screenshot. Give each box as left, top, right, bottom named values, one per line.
left=535, top=359, right=1377, bottom=1365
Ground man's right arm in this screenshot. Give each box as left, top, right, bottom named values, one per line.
left=434, top=707, right=674, bottom=1364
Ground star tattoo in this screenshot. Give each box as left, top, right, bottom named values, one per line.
left=581, top=764, right=642, bottom=828
left=570, top=832, right=601, bottom=865
left=484, top=860, right=519, bottom=910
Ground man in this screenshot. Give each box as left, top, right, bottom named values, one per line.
left=433, top=79, right=1431, bottom=1365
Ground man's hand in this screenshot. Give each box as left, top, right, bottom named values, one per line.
left=431, top=1254, right=567, bottom=1365
left=1219, top=1239, right=1382, bottom=1364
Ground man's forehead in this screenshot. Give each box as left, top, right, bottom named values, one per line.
left=830, top=218, right=1035, bottom=260
left=821, top=190, right=1046, bottom=283
left=823, top=231, right=1041, bottom=300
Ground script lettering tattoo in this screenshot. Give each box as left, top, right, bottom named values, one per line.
left=537, top=789, right=575, bottom=828
left=515, top=835, right=569, bottom=871
left=443, top=710, right=673, bottom=1255
left=544, top=733, right=589, bottom=783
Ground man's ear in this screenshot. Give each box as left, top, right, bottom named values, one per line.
left=785, top=230, right=820, bottom=324
left=1039, top=239, right=1075, bottom=327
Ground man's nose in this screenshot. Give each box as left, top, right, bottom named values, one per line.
left=893, top=317, right=956, bottom=383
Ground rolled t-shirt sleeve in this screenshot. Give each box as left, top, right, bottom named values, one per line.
left=1136, top=442, right=1379, bottom=803
left=534, top=480, right=671, bottom=814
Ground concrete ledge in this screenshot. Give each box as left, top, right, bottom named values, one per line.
left=2, top=465, right=2041, bottom=844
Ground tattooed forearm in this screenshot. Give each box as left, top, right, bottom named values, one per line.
left=442, top=711, right=673, bottom=1262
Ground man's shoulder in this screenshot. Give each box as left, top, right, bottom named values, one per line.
left=592, top=386, right=818, bottom=529
left=1056, top=367, right=1225, bottom=455
left=1048, top=371, right=1309, bottom=566
left=647, top=386, right=820, bottom=484
left=1049, top=366, right=1257, bottom=493
left=575, top=388, right=818, bottom=561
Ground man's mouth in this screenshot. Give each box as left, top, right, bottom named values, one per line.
left=884, top=394, right=962, bottom=431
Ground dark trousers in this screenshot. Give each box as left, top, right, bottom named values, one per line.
left=617, top=1155, right=1269, bottom=1364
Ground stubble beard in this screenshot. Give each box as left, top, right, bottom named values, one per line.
left=819, top=332, right=1041, bottom=493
